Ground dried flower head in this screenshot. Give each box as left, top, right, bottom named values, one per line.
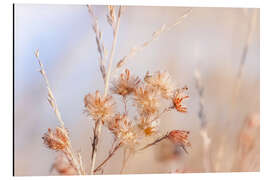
left=137, top=115, right=159, bottom=136
left=84, top=91, right=115, bottom=123
left=144, top=71, right=175, bottom=99
left=168, top=130, right=191, bottom=149
left=111, top=69, right=140, bottom=97
left=134, top=85, right=159, bottom=115
left=172, top=87, right=189, bottom=113
left=52, top=154, right=76, bottom=175
left=42, top=127, right=69, bottom=151
left=107, top=113, right=138, bottom=145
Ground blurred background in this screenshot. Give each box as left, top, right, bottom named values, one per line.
left=14, top=4, right=259, bottom=176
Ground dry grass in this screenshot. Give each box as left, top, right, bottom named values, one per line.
left=35, top=5, right=193, bottom=175
left=31, top=5, right=260, bottom=176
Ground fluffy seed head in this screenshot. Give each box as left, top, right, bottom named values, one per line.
left=134, top=85, right=159, bottom=115
left=84, top=90, right=115, bottom=123
left=111, top=69, right=140, bottom=97
left=144, top=71, right=175, bottom=99
left=107, top=113, right=138, bottom=145
left=53, top=154, right=77, bottom=175
left=42, top=127, right=69, bottom=151
left=137, top=115, right=159, bottom=136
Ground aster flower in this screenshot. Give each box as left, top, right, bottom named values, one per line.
left=172, top=87, right=189, bottom=113
left=144, top=71, right=175, bottom=99
left=137, top=115, right=160, bottom=136
left=42, top=127, right=69, bottom=151
left=84, top=90, right=115, bottom=123
left=168, top=130, right=191, bottom=153
left=111, top=69, right=141, bottom=97
left=134, top=85, right=160, bottom=115
left=107, top=113, right=138, bottom=145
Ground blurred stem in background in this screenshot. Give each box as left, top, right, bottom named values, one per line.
left=194, top=69, right=213, bottom=172
left=235, top=9, right=258, bottom=96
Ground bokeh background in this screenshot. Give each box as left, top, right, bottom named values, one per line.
left=14, top=4, right=259, bottom=176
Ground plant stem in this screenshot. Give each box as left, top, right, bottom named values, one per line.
left=35, top=50, right=82, bottom=175
left=94, top=142, right=122, bottom=173
left=120, top=148, right=130, bottom=174
left=138, top=134, right=168, bottom=152
left=89, top=6, right=122, bottom=175
left=104, top=6, right=122, bottom=95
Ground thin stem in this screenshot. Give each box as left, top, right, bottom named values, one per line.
left=194, top=69, right=212, bottom=172
left=138, top=134, right=169, bottom=152
left=35, top=49, right=82, bottom=175
left=94, top=142, right=122, bottom=173
left=113, top=8, right=192, bottom=73
left=64, top=148, right=82, bottom=175
left=104, top=6, right=122, bottom=96
left=77, top=152, right=85, bottom=175
left=87, top=5, right=107, bottom=82
left=120, top=148, right=130, bottom=174
left=89, top=6, right=123, bottom=175
left=235, top=9, right=258, bottom=96
left=35, top=49, right=65, bottom=128
left=123, top=96, right=128, bottom=115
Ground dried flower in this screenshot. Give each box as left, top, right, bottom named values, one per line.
left=134, top=85, right=159, bottom=115
left=172, top=88, right=189, bottom=113
left=144, top=71, right=175, bottom=99
left=137, top=115, right=159, bottom=136
left=168, top=130, right=191, bottom=149
left=111, top=69, right=140, bottom=97
left=107, top=113, right=138, bottom=145
left=52, top=154, right=77, bottom=175
left=84, top=91, right=115, bottom=123
left=42, top=127, right=69, bottom=151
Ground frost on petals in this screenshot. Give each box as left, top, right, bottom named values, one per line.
left=84, top=90, right=115, bottom=123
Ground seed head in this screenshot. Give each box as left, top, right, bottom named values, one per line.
left=111, top=69, right=140, bottom=97
left=172, top=87, right=189, bottom=113
left=84, top=90, right=115, bottom=123
left=137, top=115, right=159, bottom=136
left=168, top=130, right=191, bottom=148
left=52, top=154, right=77, bottom=175
left=42, top=127, right=69, bottom=151
left=134, top=85, right=159, bottom=115
left=107, top=113, right=138, bottom=145
left=144, top=71, right=175, bottom=99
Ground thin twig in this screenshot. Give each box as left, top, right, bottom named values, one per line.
left=235, top=9, right=258, bottom=96
left=94, top=142, right=122, bottom=173
left=113, top=8, right=192, bottom=74
left=89, top=6, right=123, bottom=175
left=138, top=134, right=169, bottom=152
left=104, top=6, right=123, bottom=95
left=152, top=106, right=174, bottom=122
left=78, top=151, right=85, bottom=175
left=122, top=96, right=128, bottom=115
left=35, top=49, right=82, bottom=175
left=87, top=5, right=107, bottom=82
left=120, top=148, right=131, bottom=174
